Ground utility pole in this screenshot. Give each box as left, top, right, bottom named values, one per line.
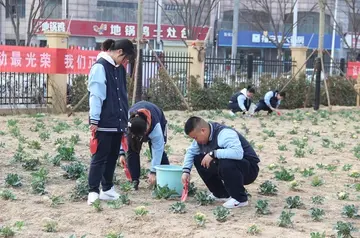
left=133, top=0, right=144, bottom=104
left=231, top=0, right=239, bottom=75
left=330, top=0, right=338, bottom=75
left=292, top=0, right=298, bottom=47
left=156, top=0, right=162, bottom=50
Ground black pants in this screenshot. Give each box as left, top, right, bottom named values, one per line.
left=228, top=99, right=251, bottom=114
left=194, top=154, right=259, bottom=202
left=254, top=99, right=277, bottom=114
left=88, top=131, right=122, bottom=194
left=126, top=140, right=170, bottom=182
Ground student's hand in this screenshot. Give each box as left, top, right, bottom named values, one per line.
left=182, top=173, right=190, bottom=185
left=147, top=173, right=156, bottom=185
left=276, top=110, right=282, bottom=116
left=89, top=124, right=98, bottom=133
left=201, top=154, right=214, bottom=169
left=119, top=155, right=126, bottom=167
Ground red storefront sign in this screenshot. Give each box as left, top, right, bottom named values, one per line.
left=0, top=45, right=101, bottom=74
left=34, top=19, right=209, bottom=41
left=347, top=61, right=360, bottom=79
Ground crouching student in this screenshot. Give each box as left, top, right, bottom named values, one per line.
left=228, top=86, right=255, bottom=115
left=254, top=90, right=285, bottom=115
left=119, top=101, right=169, bottom=190
left=181, top=116, right=260, bottom=208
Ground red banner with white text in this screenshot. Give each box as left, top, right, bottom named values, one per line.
left=0, top=46, right=101, bottom=74
left=347, top=61, right=360, bottom=79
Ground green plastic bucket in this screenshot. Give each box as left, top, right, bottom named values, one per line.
left=155, top=165, right=183, bottom=196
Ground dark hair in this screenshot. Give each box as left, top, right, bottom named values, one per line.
left=101, top=39, right=115, bottom=51
left=128, top=113, right=147, bottom=136
left=279, top=91, right=286, bottom=98
left=246, top=85, right=256, bottom=94
left=109, top=39, right=136, bottom=60
left=184, top=116, right=204, bottom=135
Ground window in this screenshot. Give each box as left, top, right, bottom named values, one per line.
left=5, top=0, right=25, bottom=18
left=42, top=0, right=62, bottom=19
left=96, top=1, right=137, bottom=23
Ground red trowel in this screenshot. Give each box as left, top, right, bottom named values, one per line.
left=181, top=180, right=189, bottom=202
left=121, top=136, right=132, bottom=181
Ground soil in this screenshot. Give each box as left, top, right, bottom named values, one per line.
left=0, top=106, right=359, bottom=238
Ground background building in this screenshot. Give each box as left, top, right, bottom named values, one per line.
left=0, top=0, right=358, bottom=59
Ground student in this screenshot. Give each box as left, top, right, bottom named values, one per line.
left=96, top=39, right=114, bottom=60
left=182, top=116, right=260, bottom=209
left=119, top=101, right=169, bottom=190
left=87, top=39, right=135, bottom=205
left=228, top=85, right=255, bottom=115
left=254, top=90, right=285, bottom=115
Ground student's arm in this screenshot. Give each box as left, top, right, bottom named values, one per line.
left=182, top=140, right=200, bottom=174
left=88, top=64, right=107, bottom=125
left=276, top=100, right=281, bottom=108
left=214, top=129, right=244, bottom=160
left=148, top=123, right=165, bottom=173
left=237, top=94, right=247, bottom=111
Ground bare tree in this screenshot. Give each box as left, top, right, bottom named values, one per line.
left=325, top=0, right=360, bottom=61
left=239, top=0, right=318, bottom=60
left=155, top=0, right=220, bottom=44
left=0, top=0, right=58, bottom=46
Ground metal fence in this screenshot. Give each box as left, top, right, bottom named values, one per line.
left=204, top=56, right=295, bottom=87
left=0, top=72, right=49, bottom=106
left=142, top=50, right=192, bottom=95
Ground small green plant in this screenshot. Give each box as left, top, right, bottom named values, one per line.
left=337, top=192, right=349, bottom=200
left=92, top=199, right=103, bottom=212
left=105, top=233, right=124, bottom=238
left=258, top=180, right=278, bottom=195
left=194, top=212, right=206, bottom=227
left=301, top=167, right=315, bottom=177
left=289, top=180, right=301, bottom=191
left=169, top=202, right=186, bottom=214
left=334, top=221, right=357, bottom=238
left=30, top=167, right=48, bottom=195
left=194, top=191, right=215, bottom=205
left=213, top=206, right=230, bottom=222
left=342, top=205, right=360, bottom=218
left=0, top=189, right=16, bottom=200
left=294, top=148, right=305, bottom=158
left=0, top=226, right=15, bottom=237
left=321, top=138, right=331, bottom=148
left=247, top=224, right=261, bottom=235
left=22, top=158, right=40, bottom=171
left=311, top=196, right=325, bottom=205
left=310, top=231, right=326, bottom=238
left=44, top=221, right=57, bottom=232
left=278, top=210, right=295, bottom=228
left=120, top=181, right=133, bottom=192
left=263, top=129, right=275, bottom=137
left=73, top=118, right=82, bottom=126
left=27, top=140, right=41, bottom=150
left=69, top=134, right=81, bottom=145
left=134, top=206, right=148, bottom=216
left=70, top=175, right=89, bottom=201
left=50, top=195, right=64, bottom=207
left=255, top=200, right=270, bottom=215
left=152, top=185, right=178, bottom=199
left=311, top=176, right=324, bottom=187
left=5, top=173, right=22, bottom=187
left=343, top=164, right=353, bottom=171
left=285, top=196, right=304, bottom=209
left=278, top=155, right=287, bottom=163
left=310, top=208, right=325, bottom=221
left=274, top=167, right=295, bottom=181
left=53, top=121, right=70, bottom=133
left=14, top=221, right=24, bottom=230
left=61, top=161, right=87, bottom=180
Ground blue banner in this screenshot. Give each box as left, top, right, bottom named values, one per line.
left=218, top=30, right=341, bottom=49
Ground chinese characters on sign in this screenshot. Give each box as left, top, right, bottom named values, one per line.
left=347, top=62, right=360, bottom=79
left=0, top=46, right=101, bottom=74
left=251, top=33, right=305, bottom=46
left=34, top=19, right=209, bottom=41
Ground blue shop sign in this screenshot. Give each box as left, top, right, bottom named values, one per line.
left=218, top=30, right=340, bottom=49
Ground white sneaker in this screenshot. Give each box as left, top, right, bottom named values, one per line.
left=208, top=193, right=230, bottom=202
left=223, top=198, right=248, bottom=209
left=99, top=186, right=120, bottom=201
left=87, top=192, right=99, bottom=205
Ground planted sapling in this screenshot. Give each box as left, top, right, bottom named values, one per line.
left=195, top=191, right=215, bottom=205
left=334, top=221, right=357, bottom=238
left=311, top=196, right=325, bottom=205
left=311, top=176, right=324, bottom=187
left=247, top=225, right=261, bottom=235
left=255, top=200, right=270, bottom=215
left=134, top=206, right=148, bottom=216
left=61, top=161, right=87, bottom=180
left=289, top=180, right=301, bottom=191
left=105, top=233, right=124, bottom=238
left=0, top=226, right=15, bottom=237
left=92, top=199, right=103, bottom=212
left=258, top=180, right=278, bottom=195
left=43, top=220, right=57, bottom=232
left=310, top=208, right=325, bottom=221
left=194, top=212, right=206, bottom=227
left=170, top=202, right=186, bottom=214
left=120, top=181, right=133, bottom=192
left=5, top=174, right=22, bottom=187
left=285, top=196, right=304, bottom=209
left=152, top=185, right=178, bottom=199
left=0, top=189, right=16, bottom=200
left=310, top=232, right=326, bottom=238
left=337, top=192, right=349, bottom=200
left=274, top=167, right=295, bottom=181
left=213, top=206, right=230, bottom=222
left=342, top=205, right=360, bottom=218
left=278, top=210, right=295, bottom=228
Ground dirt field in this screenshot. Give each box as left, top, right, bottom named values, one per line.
left=0, top=106, right=359, bottom=238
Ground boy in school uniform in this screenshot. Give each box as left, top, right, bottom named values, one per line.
left=181, top=116, right=260, bottom=208
left=228, top=86, right=255, bottom=116
left=254, top=90, right=286, bottom=115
